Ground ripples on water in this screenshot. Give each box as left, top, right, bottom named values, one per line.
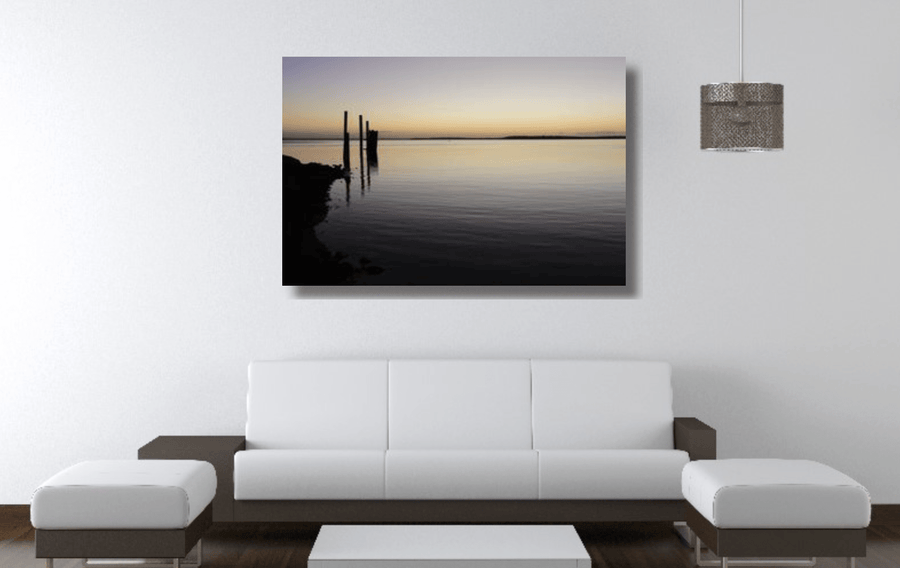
left=283, top=139, right=625, bottom=285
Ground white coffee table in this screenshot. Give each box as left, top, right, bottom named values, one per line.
left=308, top=525, right=591, bottom=568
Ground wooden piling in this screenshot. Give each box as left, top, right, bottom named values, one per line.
left=342, top=111, right=350, bottom=170
left=367, top=128, right=379, bottom=159
left=359, top=115, right=365, bottom=189
left=364, top=117, right=377, bottom=167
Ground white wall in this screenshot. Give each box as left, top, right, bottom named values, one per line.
left=2, top=0, right=899, bottom=504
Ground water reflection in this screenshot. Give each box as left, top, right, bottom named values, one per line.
left=282, top=139, right=626, bottom=285
left=359, top=144, right=365, bottom=194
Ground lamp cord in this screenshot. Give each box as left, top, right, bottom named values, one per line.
left=739, top=0, right=744, bottom=82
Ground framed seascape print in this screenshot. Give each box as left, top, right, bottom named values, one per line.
left=283, top=56, right=626, bottom=286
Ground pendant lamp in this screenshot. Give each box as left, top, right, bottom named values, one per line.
left=701, top=0, right=783, bottom=151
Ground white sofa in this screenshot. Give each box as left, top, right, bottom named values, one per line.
left=227, top=359, right=716, bottom=523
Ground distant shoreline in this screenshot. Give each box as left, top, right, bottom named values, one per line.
left=283, top=135, right=626, bottom=141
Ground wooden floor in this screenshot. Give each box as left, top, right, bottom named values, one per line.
left=3, top=507, right=899, bottom=567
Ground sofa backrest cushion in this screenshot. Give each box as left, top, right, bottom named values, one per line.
left=531, top=360, right=674, bottom=450
left=245, top=360, right=388, bottom=450
left=388, top=359, right=533, bottom=450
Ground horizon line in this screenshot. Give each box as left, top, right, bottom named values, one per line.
left=282, top=135, right=626, bottom=141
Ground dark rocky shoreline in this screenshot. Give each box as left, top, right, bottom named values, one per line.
left=282, top=155, right=383, bottom=285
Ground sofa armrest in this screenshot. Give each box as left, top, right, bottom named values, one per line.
left=674, top=417, right=716, bottom=460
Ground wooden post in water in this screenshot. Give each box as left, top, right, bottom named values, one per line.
left=366, top=123, right=379, bottom=165
left=359, top=115, right=365, bottom=190
left=365, top=119, right=372, bottom=178
left=342, top=111, right=350, bottom=170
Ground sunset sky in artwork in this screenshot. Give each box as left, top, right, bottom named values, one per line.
left=283, top=57, right=626, bottom=139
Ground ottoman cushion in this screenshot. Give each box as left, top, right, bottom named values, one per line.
left=682, top=459, right=870, bottom=529
left=31, top=460, right=217, bottom=530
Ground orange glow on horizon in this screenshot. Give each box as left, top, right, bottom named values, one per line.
left=283, top=57, right=626, bottom=139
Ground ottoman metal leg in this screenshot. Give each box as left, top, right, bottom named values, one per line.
left=78, top=541, right=202, bottom=568
left=694, top=536, right=817, bottom=567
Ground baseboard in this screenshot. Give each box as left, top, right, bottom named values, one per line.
left=0, top=505, right=31, bottom=534
left=872, top=504, right=900, bottom=525
left=0, top=504, right=30, bottom=517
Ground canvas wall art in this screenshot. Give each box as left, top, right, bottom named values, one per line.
left=283, top=57, right=626, bottom=286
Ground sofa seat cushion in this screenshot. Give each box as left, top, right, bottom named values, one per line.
left=538, top=450, right=690, bottom=499
left=234, top=450, right=385, bottom=500
left=385, top=450, right=538, bottom=499
left=30, top=460, right=216, bottom=530
left=682, top=459, right=871, bottom=529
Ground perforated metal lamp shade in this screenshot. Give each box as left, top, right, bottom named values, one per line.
left=701, top=82, right=783, bottom=151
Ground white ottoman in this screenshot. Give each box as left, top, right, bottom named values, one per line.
left=682, top=459, right=870, bottom=568
left=32, top=460, right=217, bottom=568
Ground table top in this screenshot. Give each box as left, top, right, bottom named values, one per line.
left=309, top=525, right=590, bottom=561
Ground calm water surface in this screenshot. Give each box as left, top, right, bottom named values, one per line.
left=283, top=139, right=626, bottom=285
